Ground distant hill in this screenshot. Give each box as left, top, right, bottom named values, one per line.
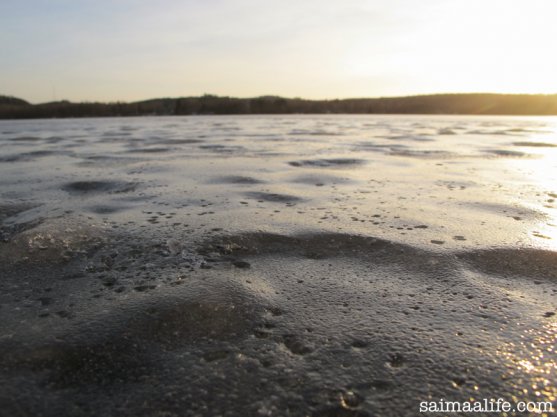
left=1, top=93, right=557, bottom=119
left=0, top=95, right=30, bottom=106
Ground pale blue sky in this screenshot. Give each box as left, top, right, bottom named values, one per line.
left=1, top=0, right=556, bottom=103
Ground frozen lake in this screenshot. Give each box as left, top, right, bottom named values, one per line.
left=1, top=115, right=556, bottom=416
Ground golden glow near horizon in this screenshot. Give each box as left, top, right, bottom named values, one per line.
left=1, top=0, right=557, bottom=102
left=343, top=1, right=557, bottom=94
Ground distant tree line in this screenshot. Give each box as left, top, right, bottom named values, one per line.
left=1, top=93, right=557, bottom=119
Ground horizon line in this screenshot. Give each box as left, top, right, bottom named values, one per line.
left=3, top=91, right=557, bottom=106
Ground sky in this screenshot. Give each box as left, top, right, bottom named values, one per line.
left=1, top=0, right=557, bottom=103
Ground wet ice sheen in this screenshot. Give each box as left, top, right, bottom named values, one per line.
left=0, top=115, right=556, bottom=417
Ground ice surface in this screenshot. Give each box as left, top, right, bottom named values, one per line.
left=0, top=115, right=556, bottom=416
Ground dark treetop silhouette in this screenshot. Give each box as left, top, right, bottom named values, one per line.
left=1, top=93, right=557, bottom=119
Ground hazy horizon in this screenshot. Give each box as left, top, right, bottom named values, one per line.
left=2, top=0, right=556, bottom=103
left=5, top=91, right=557, bottom=106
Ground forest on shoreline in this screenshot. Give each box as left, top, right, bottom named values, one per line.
left=1, top=93, right=557, bottom=119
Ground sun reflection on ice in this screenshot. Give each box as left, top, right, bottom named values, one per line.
left=506, top=121, right=557, bottom=250
left=498, top=323, right=557, bottom=410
